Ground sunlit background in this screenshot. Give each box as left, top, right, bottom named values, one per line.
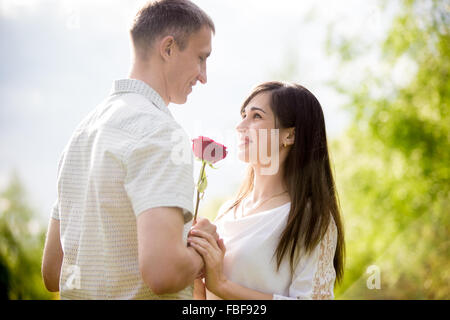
left=0, top=0, right=448, bottom=299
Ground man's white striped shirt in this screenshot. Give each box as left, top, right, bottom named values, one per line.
left=52, top=79, right=195, bottom=299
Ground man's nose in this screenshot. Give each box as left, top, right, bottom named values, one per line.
left=198, top=64, right=207, bottom=84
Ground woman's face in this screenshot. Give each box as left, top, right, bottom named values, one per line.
left=235, top=92, right=282, bottom=167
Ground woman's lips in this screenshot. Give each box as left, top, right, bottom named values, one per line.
left=238, top=136, right=251, bottom=147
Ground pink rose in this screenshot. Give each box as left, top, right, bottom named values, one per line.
left=192, top=136, right=228, bottom=164
left=191, top=136, right=228, bottom=222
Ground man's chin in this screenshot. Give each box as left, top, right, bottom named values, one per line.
left=171, top=95, right=188, bottom=105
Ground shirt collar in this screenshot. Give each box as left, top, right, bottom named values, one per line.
left=110, top=79, right=171, bottom=117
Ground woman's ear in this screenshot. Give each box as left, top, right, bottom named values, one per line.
left=285, top=127, right=295, bottom=146
left=159, top=35, right=175, bottom=61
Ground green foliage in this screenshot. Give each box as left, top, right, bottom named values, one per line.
left=2, top=0, right=448, bottom=301
left=329, top=0, right=449, bottom=299
left=0, top=173, right=55, bottom=299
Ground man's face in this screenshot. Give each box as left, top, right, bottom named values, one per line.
left=166, top=26, right=212, bottom=104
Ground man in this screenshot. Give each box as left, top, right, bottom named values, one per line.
left=42, top=0, right=217, bottom=299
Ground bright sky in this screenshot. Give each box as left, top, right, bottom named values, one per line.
left=0, top=0, right=396, bottom=223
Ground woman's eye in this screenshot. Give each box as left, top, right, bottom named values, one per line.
left=241, top=113, right=261, bottom=119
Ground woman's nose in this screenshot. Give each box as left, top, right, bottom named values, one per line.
left=235, top=118, right=247, bottom=132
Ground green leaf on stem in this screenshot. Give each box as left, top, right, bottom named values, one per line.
left=197, top=176, right=208, bottom=193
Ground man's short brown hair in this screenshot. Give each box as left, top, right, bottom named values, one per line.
left=130, top=0, right=215, bottom=56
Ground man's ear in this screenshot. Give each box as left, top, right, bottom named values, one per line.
left=159, top=35, right=175, bottom=61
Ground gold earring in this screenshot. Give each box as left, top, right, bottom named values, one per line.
left=283, top=142, right=287, bottom=148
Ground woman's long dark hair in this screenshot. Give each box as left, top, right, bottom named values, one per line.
left=225, top=81, right=345, bottom=283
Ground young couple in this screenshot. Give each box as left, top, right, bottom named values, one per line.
left=42, top=0, right=345, bottom=300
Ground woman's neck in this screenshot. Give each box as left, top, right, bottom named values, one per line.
left=249, top=165, right=287, bottom=204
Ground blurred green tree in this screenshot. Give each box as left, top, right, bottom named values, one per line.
left=328, top=0, right=449, bottom=299
left=0, top=173, right=55, bottom=299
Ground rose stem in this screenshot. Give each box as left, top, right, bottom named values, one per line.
left=193, top=160, right=207, bottom=223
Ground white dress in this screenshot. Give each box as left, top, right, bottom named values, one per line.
left=207, top=200, right=338, bottom=300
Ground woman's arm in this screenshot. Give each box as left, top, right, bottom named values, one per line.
left=273, top=218, right=338, bottom=300
left=213, top=278, right=273, bottom=300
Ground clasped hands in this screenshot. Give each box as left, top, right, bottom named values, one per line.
left=188, top=217, right=227, bottom=294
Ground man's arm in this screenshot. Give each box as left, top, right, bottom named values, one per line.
left=137, top=207, right=206, bottom=295
left=42, top=218, right=63, bottom=292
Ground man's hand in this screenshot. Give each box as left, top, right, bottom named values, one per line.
left=190, top=217, right=219, bottom=241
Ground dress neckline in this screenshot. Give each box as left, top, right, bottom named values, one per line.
left=233, top=201, right=291, bottom=220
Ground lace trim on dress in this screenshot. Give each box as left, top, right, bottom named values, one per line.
left=311, top=218, right=338, bottom=300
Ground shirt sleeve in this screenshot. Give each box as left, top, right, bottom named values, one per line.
left=273, top=217, right=338, bottom=300
left=51, top=200, right=59, bottom=220
left=124, top=122, right=195, bottom=222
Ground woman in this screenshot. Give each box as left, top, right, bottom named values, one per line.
left=189, top=81, right=345, bottom=299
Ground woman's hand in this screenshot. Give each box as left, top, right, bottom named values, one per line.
left=188, top=228, right=227, bottom=295
left=191, top=217, right=219, bottom=241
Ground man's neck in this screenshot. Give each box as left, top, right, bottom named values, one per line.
left=128, top=60, right=170, bottom=106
